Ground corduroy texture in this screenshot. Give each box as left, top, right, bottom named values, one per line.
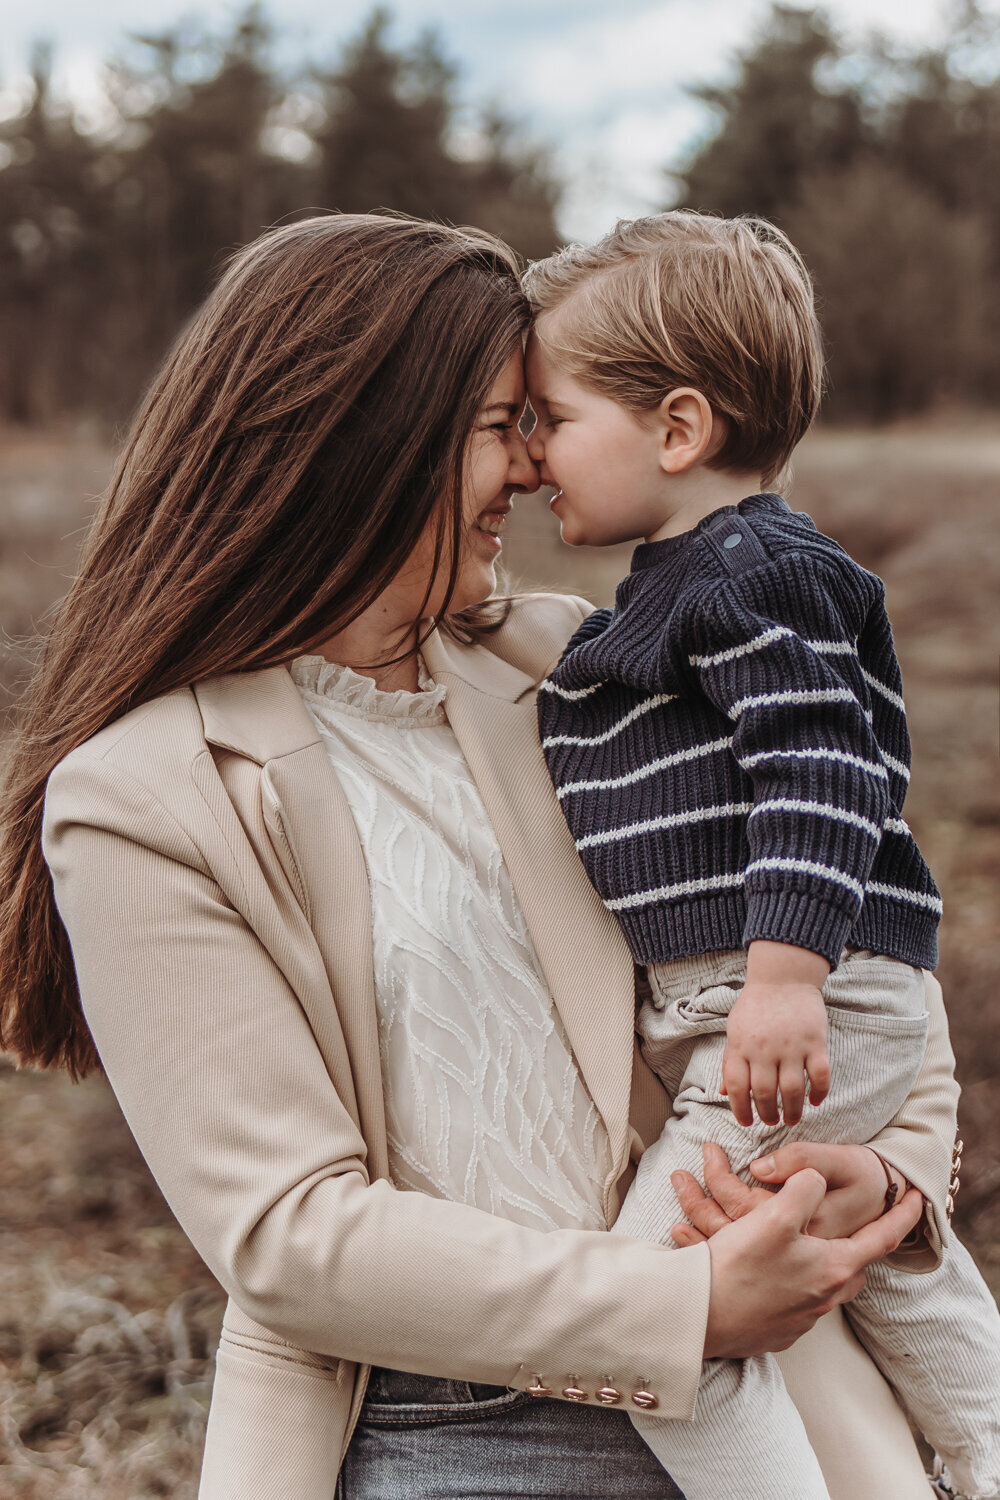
left=539, top=494, right=941, bottom=971
left=616, top=948, right=1000, bottom=1500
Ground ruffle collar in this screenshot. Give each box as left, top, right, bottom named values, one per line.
left=290, top=654, right=447, bottom=725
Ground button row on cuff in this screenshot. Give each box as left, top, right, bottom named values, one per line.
left=525, top=1375, right=659, bottom=1410
left=947, top=1136, right=964, bottom=1219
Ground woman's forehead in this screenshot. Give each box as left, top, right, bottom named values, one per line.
left=483, top=346, right=526, bottom=409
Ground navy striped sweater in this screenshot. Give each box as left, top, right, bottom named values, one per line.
left=538, top=494, right=941, bottom=971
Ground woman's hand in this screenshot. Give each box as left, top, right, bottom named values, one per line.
left=699, top=1165, right=922, bottom=1360
left=670, top=1141, right=903, bottom=1246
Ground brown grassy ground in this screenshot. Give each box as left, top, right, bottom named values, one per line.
left=1, top=419, right=998, bottom=1494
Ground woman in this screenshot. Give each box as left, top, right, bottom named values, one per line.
left=0, top=215, right=957, bottom=1499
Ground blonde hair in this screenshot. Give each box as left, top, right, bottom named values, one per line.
left=523, top=211, right=824, bottom=483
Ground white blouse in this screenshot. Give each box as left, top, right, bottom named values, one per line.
left=291, top=654, right=612, bottom=1234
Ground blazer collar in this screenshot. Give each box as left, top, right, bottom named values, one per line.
left=192, top=624, right=538, bottom=764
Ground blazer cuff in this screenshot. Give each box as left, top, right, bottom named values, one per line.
left=507, top=1239, right=711, bottom=1421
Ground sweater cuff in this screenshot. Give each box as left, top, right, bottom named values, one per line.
left=743, top=888, right=857, bottom=970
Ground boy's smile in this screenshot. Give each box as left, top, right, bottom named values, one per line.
left=525, top=325, right=673, bottom=548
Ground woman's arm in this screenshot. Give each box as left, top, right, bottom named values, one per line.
left=42, top=748, right=919, bottom=1412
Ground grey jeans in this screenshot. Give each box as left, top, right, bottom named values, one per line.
left=337, top=1367, right=686, bottom=1498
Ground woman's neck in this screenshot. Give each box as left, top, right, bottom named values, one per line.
left=316, top=606, right=422, bottom=693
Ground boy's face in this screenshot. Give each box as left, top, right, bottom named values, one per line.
left=525, top=324, right=671, bottom=548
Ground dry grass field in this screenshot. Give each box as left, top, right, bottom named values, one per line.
left=1, top=419, right=998, bottom=1496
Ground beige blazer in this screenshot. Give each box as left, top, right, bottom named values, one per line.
left=42, top=593, right=959, bottom=1500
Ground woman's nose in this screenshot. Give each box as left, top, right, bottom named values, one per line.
left=508, top=431, right=540, bottom=492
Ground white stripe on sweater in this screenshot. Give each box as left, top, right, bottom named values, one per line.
left=884, top=816, right=911, bottom=835
left=542, top=693, right=676, bottom=749
left=689, top=626, right=793, bottom=669
left=556, top=736, right=733, bottom=799
left=744, top=856, right=865, bottom=902
left=727, top=687, right=858, bottom=720
left=738, top=746, right=889, bottom=780
left=605, top=872, right=745, bottom=912
left=805, top=639, right=856, bottom=656
left=748, top=799, right=882, bottom=839
left=862, top=668, right=906, bottom=712
left=866, top=881, right=943, bottom=915
left=576, top=802, right=753, bottom=851
left=538, top=678, right=606, bottom=701
left=880, top=751, right=911, bottom=782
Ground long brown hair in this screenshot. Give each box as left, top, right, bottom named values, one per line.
left=0, top=212, right=529, bottom=1076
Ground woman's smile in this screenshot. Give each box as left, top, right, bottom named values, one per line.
left=472, top=499, right=512, bottom=552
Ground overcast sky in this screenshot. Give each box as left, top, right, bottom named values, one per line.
left=2, top=0, right=993, bottom=239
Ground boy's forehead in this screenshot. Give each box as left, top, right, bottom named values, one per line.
left=525, top=323, right=570, bottom=393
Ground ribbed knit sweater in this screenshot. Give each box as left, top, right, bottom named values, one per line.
left=538, top=494, right=941, bottom=971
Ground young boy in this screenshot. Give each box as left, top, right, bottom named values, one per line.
left=524, top=212, right=1000, bottom=1500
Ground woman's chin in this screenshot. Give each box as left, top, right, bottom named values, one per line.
left=447, top=560, right=498, bottom=614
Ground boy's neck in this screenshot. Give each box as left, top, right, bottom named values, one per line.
left=646, top=468, right=765, bottom=543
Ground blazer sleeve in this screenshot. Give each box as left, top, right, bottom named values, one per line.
left=41, top=750, right=711, bottom=1421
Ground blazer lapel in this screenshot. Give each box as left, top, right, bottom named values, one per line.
left=194, top=668, right=389, bottom=1180
left=422, top=631, right=637, bottom=1185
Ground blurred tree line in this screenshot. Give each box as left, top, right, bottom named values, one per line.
left=2, top=1, right=999, bottom=425
left=676, top=1, right=1000, bottom=418
left=0, top=5, right=560, bottom=423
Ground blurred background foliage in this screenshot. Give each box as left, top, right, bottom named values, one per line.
left=2, top=0, right=1000, bottom=425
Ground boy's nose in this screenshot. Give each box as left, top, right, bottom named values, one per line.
left=526, top=421, right=544, bottom=464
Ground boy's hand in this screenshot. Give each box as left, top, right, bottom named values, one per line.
left=721, top=941, right=831, bottom=1126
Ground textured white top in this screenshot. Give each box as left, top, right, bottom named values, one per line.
left=291, top=654, right=612, bottom=1233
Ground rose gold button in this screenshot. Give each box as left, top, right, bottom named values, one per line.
left=526, top=1376, right=552, bottom=1398
left=631, top=1388, right=658, bottom=1410
left=562, top=1384, right=588, bottom=1402
left=596, top=1385, right=622, bottom=1406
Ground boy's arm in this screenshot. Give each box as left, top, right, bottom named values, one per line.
left=687, top=553, right=892, bottom=970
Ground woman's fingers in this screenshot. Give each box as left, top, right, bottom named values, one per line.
left=670, top=1223, right=707, bottom=1247
left=670, top=1167, right=734, bottom=1236
left=751, top=1140, right=837, bottom=1185
left=846, top=1187, right=923, bottom=1266
left=701, top=1141, right=773, bottom=1219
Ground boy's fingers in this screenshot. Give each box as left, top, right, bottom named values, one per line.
left=806, top=1048, right=831, bottom=1106
left=751, top=1063, right=780, bottom=1126
left=722, top=1050, right=753, bottom=1126
left=777, top=1061, right=805, bottom=1126
left=846, top=1187, right=923, bottom=1269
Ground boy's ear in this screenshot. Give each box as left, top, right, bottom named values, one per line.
left=655, top=387, right=716, bottom=475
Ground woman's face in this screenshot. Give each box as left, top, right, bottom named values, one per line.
left=395, top=347, right=539, bottom=621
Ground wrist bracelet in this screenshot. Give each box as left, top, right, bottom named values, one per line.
left=870, top=1151, right=900, bottom=1215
